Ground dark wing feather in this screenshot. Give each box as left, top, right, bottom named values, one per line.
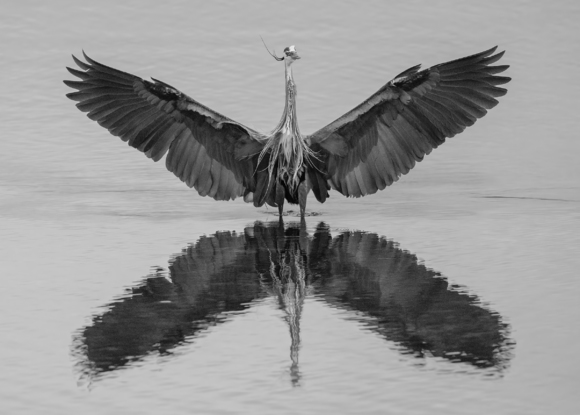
left=65, top=52, right=266, bottom=201
left=308, top=47, right=510, bottom=198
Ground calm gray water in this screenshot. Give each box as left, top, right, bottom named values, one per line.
left=1, top=1, right=579, bottom=414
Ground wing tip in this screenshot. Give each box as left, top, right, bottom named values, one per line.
left=82, top=50, right=103, bottom=68
left=477, top=45, right=499, bottom=59
left=470, top=45, right=500, bottom=62
left=63, top=72, right=74, bottom=84
left=490, top=49, right=505, bottom=59
left=487, top=45, right=499, bottom=54
left=72, top=53, right=90, bottom=71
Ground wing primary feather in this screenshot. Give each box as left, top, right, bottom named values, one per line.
left=478, top=51, right=505, bottom=66
left=478, top=75, right=512, bottom=86
left=83, top=69, right=134, bottom=86
left=66, top=66, right=92, bottom=80
left=75, top=95, right=133, bottom=112
left=427, top=89, right=487, bottom=119
left=91, top=100, right=148, bottom=123
left=434, top=46, right=498, bottom=72
left=441, top=71, right=511, bottom=84
left=480, top=65, right=510, bottom=75
left=422, top=94, right=475, bottom=127
left=419, top=95, right=467, bottom=135
left=72, top=54, right=91, bottom=71
left=437, top=85, right=499, bottom=109
left=73, top=86, right=134, bottom=97
left=82, top=52, right=138, bottom=82
left=66, top=66, right=133, bottom=89
left=66, top=89, right=134, bottom=102
left=438, top=80, right=507, bottom=97
left=64, top=79, right=99, bottom=90
left=410, top=99, right=453, bottom=137
left=64, top=78, right=133, bottom=90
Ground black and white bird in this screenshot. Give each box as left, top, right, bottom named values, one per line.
left=64, top=45, right=510, bottom=218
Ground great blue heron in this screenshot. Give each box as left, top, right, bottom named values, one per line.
left=65, top=45, right=510, bottom=218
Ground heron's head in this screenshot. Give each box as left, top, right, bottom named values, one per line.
left=283, top=45, right=301, bottom=63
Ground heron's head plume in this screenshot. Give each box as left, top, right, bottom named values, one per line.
left=260, top=36, right=284, bottom=61
left=260, top=37, right=300, bottom=63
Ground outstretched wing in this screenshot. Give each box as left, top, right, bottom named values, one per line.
left=65, top=53, right=266, bottom=201
left=308, top=47, right=510, bottom=198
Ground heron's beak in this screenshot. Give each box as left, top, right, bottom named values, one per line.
left=288, top=51, right=300, bottom=60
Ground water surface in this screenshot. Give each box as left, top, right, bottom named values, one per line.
left=1, top=1, right=580, bottom=414
left=74, top=222, right=512, bottom=384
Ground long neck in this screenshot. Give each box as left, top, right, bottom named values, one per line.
left=273, top=61, right=300, bottom=137
left=259, top=59, right=314, bottom=192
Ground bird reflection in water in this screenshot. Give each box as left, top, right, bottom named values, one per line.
left=73, top=222, right=513, bottom=384
left=252, top=224, right=310, bottom=386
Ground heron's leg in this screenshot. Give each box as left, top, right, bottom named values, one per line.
left=275, top=180, right=285, bottom=217
left=298, top=181, right=309, bottom=219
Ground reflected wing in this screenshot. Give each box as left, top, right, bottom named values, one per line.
left=170, top=231, right=263, bottom=303
left=312, top=230, right=511, bottom=369
left=76, top=231, right=265, bottom=377
left=308, top=47, right=510, bottom=198
left=65, top=53, right=266, bottom=201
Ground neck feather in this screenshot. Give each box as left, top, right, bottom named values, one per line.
left=272, top=62, right=300, bottom=136
left=258, top=60, right=316, bottom=193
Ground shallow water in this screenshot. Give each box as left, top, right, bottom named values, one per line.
left=1, top=1, right=580, bottom=414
